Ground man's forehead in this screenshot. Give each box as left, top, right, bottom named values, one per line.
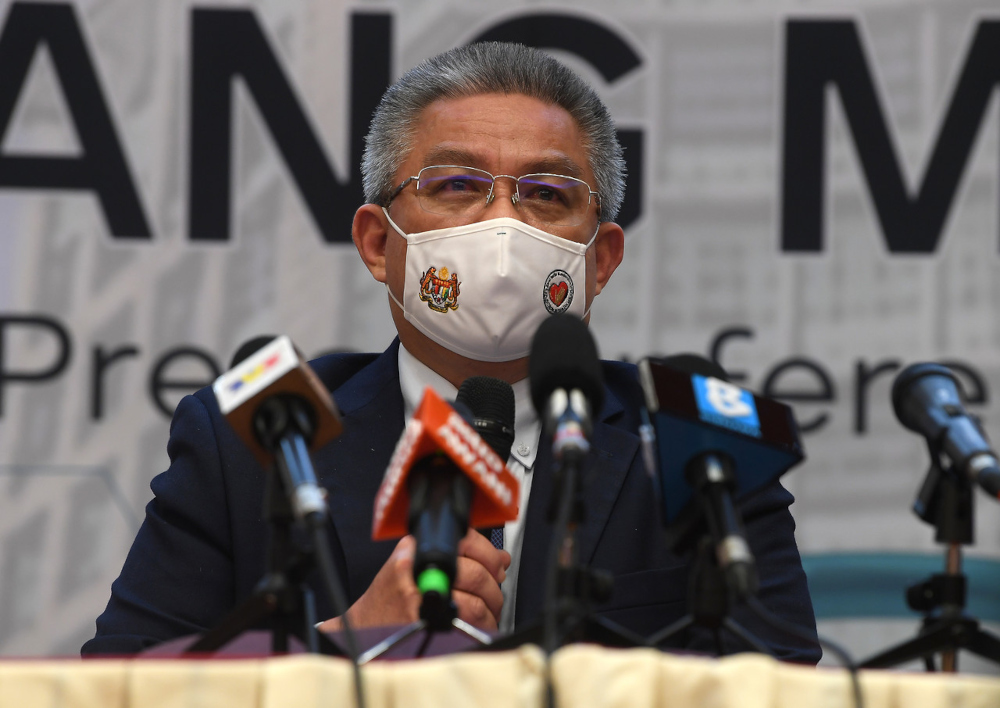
left=392, top=92, right=594, bottom=182
left=419, top=146, right=587, bottom=179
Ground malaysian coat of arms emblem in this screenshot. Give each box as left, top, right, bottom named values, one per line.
left=418, top=266, right=461, bottom=313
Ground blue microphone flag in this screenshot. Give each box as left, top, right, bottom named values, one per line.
left=639, top=358, right=805, bottom=526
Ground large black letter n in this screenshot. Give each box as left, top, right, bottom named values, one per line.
left=189, top=10, right=390, bottom=243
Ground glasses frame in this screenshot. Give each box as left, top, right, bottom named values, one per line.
left=384, top=164, right=601, bottom=225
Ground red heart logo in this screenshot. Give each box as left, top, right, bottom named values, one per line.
left=549, top=281, right=569, bottom=307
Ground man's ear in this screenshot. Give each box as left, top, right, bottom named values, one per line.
left=353, top=204, right=389, bottom=283
left=593, top=221, right=625, bottom=296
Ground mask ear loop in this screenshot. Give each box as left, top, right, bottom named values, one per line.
left=578, top=220, right=603, bottom=319
left=377, top=207, right=409, bottom=311
left=382, top=207, right=408, bottom=239
left=385, top=281, right=406, bottom=313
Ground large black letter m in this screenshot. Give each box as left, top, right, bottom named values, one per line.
left=782, top=20, right=1000, bottom=254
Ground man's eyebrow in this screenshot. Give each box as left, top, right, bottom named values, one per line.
left=422, top=147, right=482, bottom=168
left=528, top=156, right=586, bottom=180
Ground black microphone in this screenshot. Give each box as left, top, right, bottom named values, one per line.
left=457, top=376, right=516, bottom=546
left=230, top=335, right=279, bottom=369
left=529, top=315, right=605, bottom=652
left=529, top=314, right=603, bottom=469
left=893, top=363, right=1000, bottom=501
left=459, top=376, right=516, bottom=461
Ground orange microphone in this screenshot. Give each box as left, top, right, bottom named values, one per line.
left=372, top=385, right=519, bottom=596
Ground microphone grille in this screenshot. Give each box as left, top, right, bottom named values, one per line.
left=457, top=376, right=516, bottom=461
left=457, top=376, right=515, bottom=427
left=891, top=362, right=960, bottom=428
left=529, top=314, right=604, bottom=416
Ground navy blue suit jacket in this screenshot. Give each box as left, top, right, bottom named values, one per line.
left=83, top=340, right=820, bottom=662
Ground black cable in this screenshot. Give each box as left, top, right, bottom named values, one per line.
left=745, top=596, right=864, bottom=708
left=310, top=522, right=366, bottom=708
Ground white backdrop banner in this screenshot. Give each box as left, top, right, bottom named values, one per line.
left=1, top=0, right=999, bottom=667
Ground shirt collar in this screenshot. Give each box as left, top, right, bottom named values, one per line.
left=397, top=343, right=541, bottom=469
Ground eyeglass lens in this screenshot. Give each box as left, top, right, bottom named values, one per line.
left=415, top=166, right=592, bottom=226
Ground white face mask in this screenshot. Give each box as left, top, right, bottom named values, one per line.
left=384, top=210, right=596, bottom=362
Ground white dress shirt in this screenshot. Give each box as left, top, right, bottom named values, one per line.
left=397, top=343, right=540, bottom=633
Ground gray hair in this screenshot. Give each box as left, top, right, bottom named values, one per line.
left=361, top=42, right=626, bottom=223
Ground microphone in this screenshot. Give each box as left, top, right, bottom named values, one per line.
left=893, top=363, right=1000, bottom=501
left=652, top=355, right=758, bottom=597
left=209, top=335, right=360, bottom=667
left=639, top=354, right=804, bottom=597
left=529, top=314, right=603, bottom=470
left=639, top=355, right=804, bottom=527
left=530, top=315, right=620, bottom=653
left=458, top=376, right=516, bottom=463
left=213, top=335, right=343, bottom=523
left=371, top=386, right=519, bottom=595
left=456, top=376, right=516, bottom=544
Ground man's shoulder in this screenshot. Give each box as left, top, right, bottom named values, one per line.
left=308, top=349, right=386, bottom=391
left=307, top=339, right=402, bottom=415
left=601, top=358, right=638, bottom=383
left=599, top=359, right=643, bottom=427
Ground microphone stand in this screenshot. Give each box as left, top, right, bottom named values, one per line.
left=648, top=452, right=772, bottom=656
left=188, top=470, right=341, bottom=655
left=359, top=466, right=493, bottom=663
left=860, top=443, right=1000, bottom=671
left=186, top=397, right=344, bottom=657
left=356, top=586, right=494, bottom=663
left=484, top=392, right=645, bottom=654
left=540, top=444, right=647, bottom=652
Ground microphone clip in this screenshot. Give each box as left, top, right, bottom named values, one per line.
left=912, top=441, right=975, bottom=545
left=546, top=388, right=593, bottom=461
left=252, top=394, right=317, bottom=452
left=684, top=452, right=758, bottom=600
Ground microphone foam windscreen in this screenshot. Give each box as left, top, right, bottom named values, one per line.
left=529, top=314, right=604, bottom=416
left=230, top=335, right=278, bottom=368
left=457, top=376, right=516, bottom=461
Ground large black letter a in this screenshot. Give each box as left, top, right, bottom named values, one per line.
left=0, top=2, right=151, bottom=238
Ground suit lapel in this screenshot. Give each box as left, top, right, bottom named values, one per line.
left=311, top=343, right=642, bottom=620
left=514, top=385, right=640, bottom=627
left=313, top=340, right=405, bottom=600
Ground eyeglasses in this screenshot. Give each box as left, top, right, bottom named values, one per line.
left=385, top=165, right=600, bottom=227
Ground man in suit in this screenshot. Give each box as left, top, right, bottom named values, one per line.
left=84, top=42, right=819, bottom=661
